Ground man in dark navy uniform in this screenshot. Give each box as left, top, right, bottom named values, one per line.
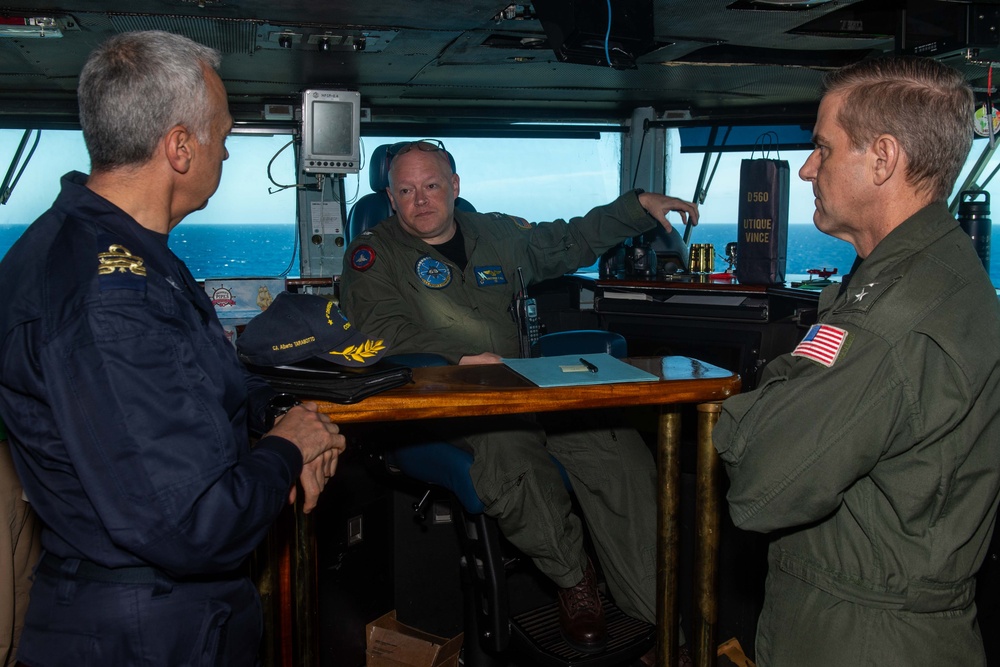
left=0, top=31, right=344, bottom=666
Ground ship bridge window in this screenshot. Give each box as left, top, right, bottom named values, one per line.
left=3, top=128, right=997, bottom=289
left=667, top=134, right=856, bottom=283
left=349, top=132, right=621, bottom=273
left=0, top=129, right=298, bottom=280
left=669, top=129, right=1000, bottom=289
left=351, top=133, right=623, bottom=225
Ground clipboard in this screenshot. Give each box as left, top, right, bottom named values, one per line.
left=502, top=353, right=658, bottom=388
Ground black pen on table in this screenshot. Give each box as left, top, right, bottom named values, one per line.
left=579, top=357, right=599, bottom=373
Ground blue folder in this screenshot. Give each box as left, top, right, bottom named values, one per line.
left=502, top=353, right=659, bottom=388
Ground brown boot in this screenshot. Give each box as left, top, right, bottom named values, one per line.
left=557, top=558, right=607, bottom=653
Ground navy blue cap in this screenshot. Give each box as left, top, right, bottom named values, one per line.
left=237, top=293, right=387, bottom=367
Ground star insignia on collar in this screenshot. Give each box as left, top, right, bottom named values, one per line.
left=854, top=288, right=869, bottom=303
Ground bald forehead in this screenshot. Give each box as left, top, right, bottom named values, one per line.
left=387, top=148, right=453, bottom=186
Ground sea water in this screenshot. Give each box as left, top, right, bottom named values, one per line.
left=0, top=222, right=998, bottom=286
left=0, top=223, right=299, bottom=280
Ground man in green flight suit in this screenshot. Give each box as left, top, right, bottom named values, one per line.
left=340, top=139, right=698, bottom=659
left=713, top=57, right=1000, bottom=666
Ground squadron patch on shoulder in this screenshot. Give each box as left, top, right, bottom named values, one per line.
left=791, top=323, right=849, bottom=368
left=97, top=242, right=147, bottom=292
left=486, top=212, right=531, bottom=229
left=474, top=265, right=508, bottom=287
left=351, top=245, right=376, bottom=272
left=415, top=255, right=452, bottom=289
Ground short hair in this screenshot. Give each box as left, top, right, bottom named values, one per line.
left=821, top=56, right=974, bottom=202
left=387, top=143, right=455, bottom=188
left=78, top=31, right=222, bottom=171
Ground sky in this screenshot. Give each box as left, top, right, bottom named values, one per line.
left=0, top=131, right=297, bottom=225
left=0, top=129, right=812, bottom=228
left=3, top=128, right=999, bottom=229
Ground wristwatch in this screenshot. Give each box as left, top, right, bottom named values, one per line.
left=265, top=392, right=301, bottom=430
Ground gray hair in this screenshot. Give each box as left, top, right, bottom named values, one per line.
left=78, top=31, right=222, bottom=170
left=821, top=56, right=974, bottom=202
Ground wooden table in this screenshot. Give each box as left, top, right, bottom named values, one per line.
left=292, top=356, right=740, bottom=667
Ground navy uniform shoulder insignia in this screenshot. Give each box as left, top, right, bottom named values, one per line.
left=414, top=255, right=452, bottom=289
left=97, top=241, right=147, bottom=291
left=351, top=245, right=376, bottom=272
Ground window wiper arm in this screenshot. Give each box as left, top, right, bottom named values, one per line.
left=1, top=129, right=41, bottom=206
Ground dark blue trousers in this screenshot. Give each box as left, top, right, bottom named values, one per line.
left=17, top=561, right=262, bottom=666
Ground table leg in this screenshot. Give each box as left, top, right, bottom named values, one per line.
left=293, top=494, right=318, bottom=667
left=656, top=405, right=682, bottom=667
left=252, top=491, right=318, bottom=667
left=693, top=402, right=723, bottom=667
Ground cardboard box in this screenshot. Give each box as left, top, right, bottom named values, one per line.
left=203, top=278, right=286, bottom=346
left=365, top=610, right=462, bottom=667
left=203, top=277, right=286, bottom=322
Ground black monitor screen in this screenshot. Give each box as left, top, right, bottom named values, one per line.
left=311, top=101, right=353, bottom=155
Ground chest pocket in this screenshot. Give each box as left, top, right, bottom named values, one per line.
left=471, top=267, right=516, bottom=317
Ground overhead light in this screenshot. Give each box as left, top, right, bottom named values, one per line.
left=0, top=17, right=64, bottom=39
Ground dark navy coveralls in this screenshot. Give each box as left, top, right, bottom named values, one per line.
left=0, top=172, right=303, bottom=666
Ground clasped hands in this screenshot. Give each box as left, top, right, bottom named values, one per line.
left=269, top=401, right=346, bottom=513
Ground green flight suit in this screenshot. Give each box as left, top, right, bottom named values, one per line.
left=714, top=202, right=1000, bottom=666
left=340, top=192, right=663, bottom=624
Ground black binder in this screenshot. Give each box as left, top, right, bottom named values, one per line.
left=244, top=358, right=412, bottom=404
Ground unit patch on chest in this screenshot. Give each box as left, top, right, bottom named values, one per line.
left=474, top=266, right=507, bottom=287
left=415, top=255, right=452, bottom=289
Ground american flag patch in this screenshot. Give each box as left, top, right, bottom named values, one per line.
left=791, top=323, right=849, bottom=367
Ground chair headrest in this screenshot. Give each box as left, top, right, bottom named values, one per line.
left=369, top=142, right=459, bottom=192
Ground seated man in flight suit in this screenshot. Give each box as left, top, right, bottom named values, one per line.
left=340, top=139, right=698, bottom=657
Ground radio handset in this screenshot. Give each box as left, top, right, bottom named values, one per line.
left=510, top=266, right=541, bottom=358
